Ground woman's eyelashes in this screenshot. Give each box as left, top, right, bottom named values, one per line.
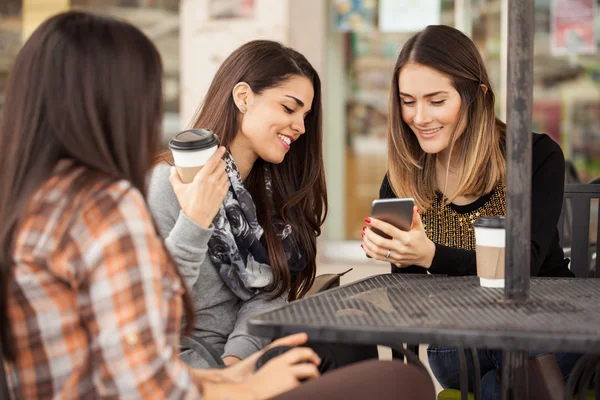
left=400, top=99, right=446, bottom=107
left=283, top=104, right=310, bottom=119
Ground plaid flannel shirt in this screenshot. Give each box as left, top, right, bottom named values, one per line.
left=4, top=162, right=201, bottom=399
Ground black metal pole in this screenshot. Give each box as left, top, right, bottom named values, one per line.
left=505, top=0, right=534, bottom=302
left=502, top=351, right=529, bottom=399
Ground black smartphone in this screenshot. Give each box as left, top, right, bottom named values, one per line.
left=370, top=198, right=415, bottom=239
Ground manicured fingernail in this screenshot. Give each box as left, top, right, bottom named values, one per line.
left=362, top=226, right=366, bottom=231
left=361, top=232, right=365, bottom=238
left=360, top=244, right=364, bottom=249
left=365, top=218, right=371, bottom=223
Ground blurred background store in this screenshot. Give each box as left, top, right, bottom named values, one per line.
left=1, top=0, right=598, bottom=262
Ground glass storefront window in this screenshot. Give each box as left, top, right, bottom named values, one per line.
left=530, top=0, right=600, bottom=183
left=0, top=1, right=22, bottom=118
left=343, top=0, right=456, bottom=239
left=0, top=0, right=180, bottom=143
left=71, top=0, right=180, bottom=143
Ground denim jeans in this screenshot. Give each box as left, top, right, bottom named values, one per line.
left=427, top=347, right=581, bottom=400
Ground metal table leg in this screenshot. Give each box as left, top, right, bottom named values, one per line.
left=456, top=348, right=482, bottom=400
left=458, top=348, right=469, bottom=400
left=595, top=363, right=600, bottom=400
left=389, top=343, right=426, bottom=371
left=470, top=348, right=482, bottom=400
left=502, top=350, right=528, bottom=400
left=566, top=354, right=600, bottom=400
left=406, top=344, right=419, bottom=362
left=389, top=343, right=437, bottom=395
left=579, top=364, right=595, bottom=400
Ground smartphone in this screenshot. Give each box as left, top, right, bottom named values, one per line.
left=370, top=198, right=415, bottom=239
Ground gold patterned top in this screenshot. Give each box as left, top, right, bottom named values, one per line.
left=421, top=184, right=506, bottom=251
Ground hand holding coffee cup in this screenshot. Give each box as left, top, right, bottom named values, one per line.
left=169, top=145, right=229, bottom=229
left=170, top=129, right=220, bottom=183
left=473, top=216, right=505, bottom=288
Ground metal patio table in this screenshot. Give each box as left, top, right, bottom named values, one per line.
left=248, top=274, right=600, bottom=400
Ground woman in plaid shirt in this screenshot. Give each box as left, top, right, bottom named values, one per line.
left=0, top=10, right=435, bottom=400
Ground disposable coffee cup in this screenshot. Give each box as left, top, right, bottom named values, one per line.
left=473, top=216, right=505, bottom=288
left=169, top=129, right=219, bottom=183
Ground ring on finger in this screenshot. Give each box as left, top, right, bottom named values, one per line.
left=384, top=249, right=391, bottom=260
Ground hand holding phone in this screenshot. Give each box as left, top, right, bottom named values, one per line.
left=363, top=198, right=435, bottom=268
left=370, top=198, right=415, bottom=238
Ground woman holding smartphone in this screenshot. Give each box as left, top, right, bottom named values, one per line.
left=361, top=25, right=577, bottom=399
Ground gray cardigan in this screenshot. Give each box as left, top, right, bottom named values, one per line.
left=147, top=164, right=283, bottom=368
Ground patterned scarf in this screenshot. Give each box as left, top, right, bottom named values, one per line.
left=208, top=152, right=306, bottom=300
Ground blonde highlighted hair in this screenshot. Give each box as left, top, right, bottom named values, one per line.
left=387, top=25, right=506, bottom=211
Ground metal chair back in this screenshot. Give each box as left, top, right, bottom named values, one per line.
left=559, top=184, right=600, bottom=278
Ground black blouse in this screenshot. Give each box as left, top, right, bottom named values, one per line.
left=379, top=133, right=573, bottom=278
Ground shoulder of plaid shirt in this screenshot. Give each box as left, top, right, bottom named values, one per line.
left=6, top=163, right=207, bottom=399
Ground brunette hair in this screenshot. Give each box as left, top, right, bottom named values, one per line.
left=157, top=40, right=327, bottom=301
left=0, top=11, right=194, bottom=361
left=387, top=25, right=506, bottom=210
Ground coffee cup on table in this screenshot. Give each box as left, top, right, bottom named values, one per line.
left=169, top=129, right=219, bottom=183
left=473, top=216, right=506, bottom=288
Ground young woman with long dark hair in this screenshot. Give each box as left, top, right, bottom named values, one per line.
left=149, top=40, right=377, bottom=369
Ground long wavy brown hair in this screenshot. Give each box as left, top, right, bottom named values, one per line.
left=387, top=25, right=506, bottom=210
left=0, top=11, right=195, bottom=362
left=156, top=40, right=327, bottom=301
